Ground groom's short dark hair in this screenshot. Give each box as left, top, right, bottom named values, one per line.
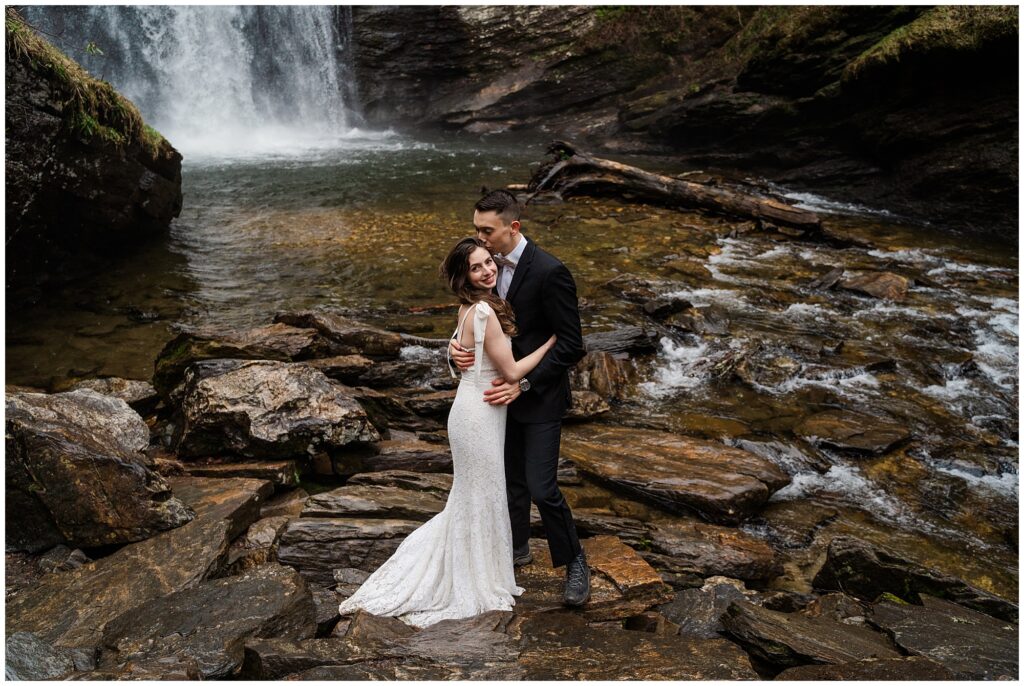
left=475, top=189, right=521, bottom=223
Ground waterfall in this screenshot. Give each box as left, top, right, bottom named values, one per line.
left=20, top=6, right=363, bottom=155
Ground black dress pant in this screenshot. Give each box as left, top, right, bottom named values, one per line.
left=504, top=416, right=581, bottom=568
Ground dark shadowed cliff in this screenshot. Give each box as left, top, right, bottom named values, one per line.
left=351, top=6, right=1018, bottom=238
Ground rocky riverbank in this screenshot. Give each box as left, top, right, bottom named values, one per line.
left=5, top=9, right=182, bottom=287
left=351, top=6, right=1018, bottom=238
left=6, top=300, right=1018, bottom=679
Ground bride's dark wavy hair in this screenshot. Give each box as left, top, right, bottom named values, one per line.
left=439, top=237, right=517, bottom=336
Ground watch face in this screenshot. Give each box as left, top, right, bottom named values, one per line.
left=520, top=379, right=530, bottom=391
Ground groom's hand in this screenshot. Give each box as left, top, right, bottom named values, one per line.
left=484, top=377, right=521, bottom=405
left=449, top=340, right=475, bottom=371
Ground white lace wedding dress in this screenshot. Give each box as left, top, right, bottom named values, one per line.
left=337, top=301, right=523, bottom=627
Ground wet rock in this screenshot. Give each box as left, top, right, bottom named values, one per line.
left=562, top=425, right=790, bottom=523
left=623, top=611, right=680, bottom=635
left=5, top=631, right=77, bottom=680
left=570, top=351, right=633, bottom=400
left=183, top=459, right=302, bottom=488
left=664, top=305, right=730, bottom=335
left=152, top=323, right=328, bottom=400
left=68, top=657, right=201, bottom=680
left=311, top=587, right=343, bottom=637
left=722, top=600, right=899, bottom=668
left=813, top=535, right=1018, bottom=621
left=334, top=568, right=371, bottom=600
left=641, top=520, right=781, bottom=581
left=515, top=612, right=757, bottom=679
left=399, top=389, right=456, bottom=419
left=273, top=310, right=403, bottom=358
left=658, top=576, right=761, bottom=638
left=642, top=296, right=692, bottom=320
left=869, top=595, right=1018, bottom=680
left=565, top=390, right=611, bottom=420
left=37, top=545, right=91, bottom=574
left=601, top=275, right=658, bottom=303
left=664, top=258, right=713, bottom=281
left=793, top=409, right=910, bottom=455
left=349, top=386, right=446, bottom=434
left=803, top=592, right=869, bottom=624
left=6, top=389, right=193, bottom=552
left=241, top=638, right=360, bottom=680
left=776, top=656, right=955, bottom=680
left=68, top=377, right=159, bottom=414
left=352, top=435, right=453, bottom=474
left=176, top=359, right=379, bottom=459
left=277, top=518, right=419, bottom=588
left=224, top=515, right=291, bottom=575
left=300, top=354, right=375, bottom=385
left=347, top=470, right=454, bottom=493
left=838, top=271, right=910, bottom=300
left=807, top=266, right=845, bottom=290
left=515, top=535, right=673, bottom=622
left=583, top=326, right=660, bottom=354
left=302, top=484, right=447, bottom=521
left=97, top=564, right=315, bottom=679
left=6, top=476, right=272, bottom=649
left=260, top=487, right=310, bottom=519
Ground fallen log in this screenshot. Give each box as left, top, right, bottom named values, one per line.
left=526, top=141, right=821, bottom=232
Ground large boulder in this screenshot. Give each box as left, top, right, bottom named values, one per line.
left=5, top=389, right=193, bottom=552
left=641, top=519, right=781, bottom=581
left=175, top=359, right=379, bottom=459
left=6, top=476, right=272, bottom=650
left=869, top=595, right=1018, bottom=680
left=813, top=536, right=1017, bottom=621
left=97, top=564, right=316, bottom=679
left=658, top=577, right=762, bottom=638
left=67, top=377, right=159, bottom=415
left=793, top=410, right=910, bottom=455
left=561, top=425, right=790, bottom=523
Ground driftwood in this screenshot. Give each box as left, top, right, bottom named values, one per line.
left=526, top=141, right=821, bottom=232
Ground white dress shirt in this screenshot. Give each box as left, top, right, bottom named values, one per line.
left=496, top=235, right=528, bottom=299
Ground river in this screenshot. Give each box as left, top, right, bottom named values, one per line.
left=5, top=132, right=1018, bottom=599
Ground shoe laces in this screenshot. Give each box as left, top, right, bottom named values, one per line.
left=567, top=558, right=587, bottom=584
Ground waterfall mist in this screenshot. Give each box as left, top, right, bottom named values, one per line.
left=21, top=6, right=373, bottom=156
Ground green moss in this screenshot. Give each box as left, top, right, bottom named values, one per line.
left=876, top=591, right=910, bottom=605
left=845, top=6, right=1018, bottom=80
left=5, top=8, right=169, bottom=155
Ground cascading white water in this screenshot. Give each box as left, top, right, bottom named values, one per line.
left=21, top=5, right=366, bottom=155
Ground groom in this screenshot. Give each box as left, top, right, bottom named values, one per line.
left=450, top=189, right=590, bottom=606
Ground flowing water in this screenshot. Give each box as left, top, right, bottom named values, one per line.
left=8, top=7, right=1019, bottom=600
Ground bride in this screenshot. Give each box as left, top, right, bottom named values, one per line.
left=338, top=237, right=556, bottom=627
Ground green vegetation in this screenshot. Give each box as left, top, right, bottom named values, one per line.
left=876, top=591, right=910, bottom=605
left=5, top=8, right=169, bottom=156
left=845, top=6, right=1019, bottom=79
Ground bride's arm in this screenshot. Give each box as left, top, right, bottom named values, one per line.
left=482, top=311, right=555, bottom=382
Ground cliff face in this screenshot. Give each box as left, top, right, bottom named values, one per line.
left=351, top=6, right=1018, bottom=238
left=5, top=10, right=183, bottom=286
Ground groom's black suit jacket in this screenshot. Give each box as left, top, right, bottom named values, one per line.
left=503, top=239, right=586, bottom=424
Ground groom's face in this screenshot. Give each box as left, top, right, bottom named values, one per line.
left=473, top=210, right=520, bottom=256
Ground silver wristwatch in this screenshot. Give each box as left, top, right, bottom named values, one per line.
left=519, top=378, right=531, bottom=392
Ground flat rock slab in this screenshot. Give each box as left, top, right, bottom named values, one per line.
left=277, top=517, right=419, bottom=588
left=814, top=535, right=1017, bottom=622
left=722, top=600, right=900, bottom=668
left=776, top=656, right=955, bottom=680
left=514, top=535, right=672, bottom=622
left=98, top=564, right=315, bottom=679
left=838, top=271, right=910, bottom=300
left=793, top=410, right=910, bottom=455
left=642, top=519, right=780, bottom=581
left=513, top=612, right=757, bottom=679
left=183, top=459, right=301, bottom=488
left=273, top=310, right=403, bottom=358
left=302, top=484, right=447, bottom=521
left=562, top=425, right=790, bottom=523
left=347, top=470, right=453, bottom=494
left=6, top=476, right=272, bottom=649
left=176, top=359, right=379, bottom=459
left=869, top=595, right=1018, bottom=680
left=6, top=389, right=193, bottom=551
left=5, top=631, right=82, bottom=680
left=360, top=437, right=453, bottom=473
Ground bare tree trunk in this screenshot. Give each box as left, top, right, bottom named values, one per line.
left=525, top=141, right=822, bottom=232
